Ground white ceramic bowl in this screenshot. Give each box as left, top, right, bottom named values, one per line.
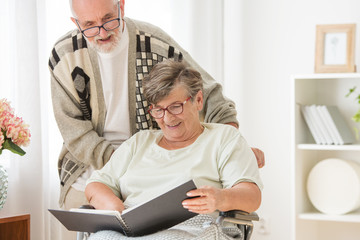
left=307, top=158, right=360, bottom=215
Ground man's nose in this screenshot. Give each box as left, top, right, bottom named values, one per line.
left=99, top=26, right=109, bottom=38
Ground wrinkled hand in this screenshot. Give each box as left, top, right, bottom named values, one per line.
left=86, top=182, right=125, bottom=213
left=182, top=186, right=222, bottom=214
left=96, top=198, right=125, bottom=213
left=252, top=147, right=265, bottom=168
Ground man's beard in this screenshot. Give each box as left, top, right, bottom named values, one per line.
left=87, top=30, right=121, bottom=53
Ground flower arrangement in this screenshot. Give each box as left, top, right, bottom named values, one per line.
left=0, top=98, right=31, bottom=156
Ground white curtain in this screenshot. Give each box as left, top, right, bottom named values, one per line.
left=0, top=0, right=71, bottom=239
left=0, top=1, right=225, bottom=239
left=0, top=1, right=47, bottom=240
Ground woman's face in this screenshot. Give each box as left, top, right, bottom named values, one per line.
left=153, top=85, right=203, bottom=143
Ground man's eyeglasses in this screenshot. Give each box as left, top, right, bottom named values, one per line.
left=75, top=2, right=122, bottom=38
left=148, top=97, right=192, bottom=119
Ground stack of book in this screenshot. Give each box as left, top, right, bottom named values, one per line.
left=300, top=105, right=355, bottom=145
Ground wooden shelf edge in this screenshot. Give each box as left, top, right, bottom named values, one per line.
left=0, top=214, right=30, bottom=223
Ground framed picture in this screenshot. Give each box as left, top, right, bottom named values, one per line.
left=315, top=24, right=356, bottom=73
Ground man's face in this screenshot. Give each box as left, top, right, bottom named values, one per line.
left=71, top=0, right=124, bottom=53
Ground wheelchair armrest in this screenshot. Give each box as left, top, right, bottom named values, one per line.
left=216, top=210, right=259, bottom=228
left=79, top=204, right=95, bottom=210
left=219, top=210, right=259, bottom=222
left=76, top=205, right=95, bottom=240
left=216, top=210, right=259, bottom=240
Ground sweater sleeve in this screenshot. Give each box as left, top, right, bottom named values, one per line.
left=50, top=68, right=114, bottom=171
left=182, top=52, right=239, bottom=125
left=166, top=39, right=236, bottom=124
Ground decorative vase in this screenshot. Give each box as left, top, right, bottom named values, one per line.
left=0, top=165, right=8, bottom=210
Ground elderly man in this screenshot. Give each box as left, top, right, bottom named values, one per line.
left=49, top=0, right=264, bottom=238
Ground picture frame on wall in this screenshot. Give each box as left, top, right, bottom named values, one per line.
left=315, top=24, right=356, bottom=73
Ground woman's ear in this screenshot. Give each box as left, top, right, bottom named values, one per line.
left=195, top=90, right=203, bottom=111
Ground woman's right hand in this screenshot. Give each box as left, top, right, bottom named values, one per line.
left=85, top=182, right=125, bottom=212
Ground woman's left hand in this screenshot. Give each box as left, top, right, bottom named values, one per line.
left=182, top=186, right=223, bottom=214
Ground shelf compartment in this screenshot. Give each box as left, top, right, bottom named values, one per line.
left=292, top=74, right=360, bottom=240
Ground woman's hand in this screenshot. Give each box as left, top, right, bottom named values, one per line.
left=182, top=186, right=223, bottom=214
left=182, top=182, right=261, bottom=214
left=85, top=182, right=125, bottom=212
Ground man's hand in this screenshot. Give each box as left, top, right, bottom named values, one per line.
left=252, top=148, right=265, bottom=168
left=226, top=122, right=239, bottom=128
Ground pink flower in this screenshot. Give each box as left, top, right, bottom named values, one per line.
left=0, top=98, right=30, bottom=156
left=0, top=99, right=13, bottom=114
left=6, top=118, right=31, bottom=147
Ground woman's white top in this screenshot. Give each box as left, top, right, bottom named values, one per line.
left=88, top=123, right=263, bottom=209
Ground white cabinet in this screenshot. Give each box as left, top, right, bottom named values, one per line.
left=291, top=73, right=360, bottom=240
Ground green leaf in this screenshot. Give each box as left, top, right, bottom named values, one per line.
left=352, top=110, right=360, bottom=123
left=2, top=139, right=26, bottom=156
left=346, top=86, right=357, bottom=97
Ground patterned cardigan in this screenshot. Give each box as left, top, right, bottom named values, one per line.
left=49, top=17, right=238, bottom=206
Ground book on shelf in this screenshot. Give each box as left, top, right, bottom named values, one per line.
left=49, top=179, right=198, bottom=237
left=308, top=105, right=332, bottom=144
left=316, top=105, right=340, bottom=145
left=300, top=105, right=355, bottom=145
left=321, top=105, right=355, bottom=145
left=300, top=105, right=322, bottom=144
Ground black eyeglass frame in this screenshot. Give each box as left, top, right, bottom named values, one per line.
left=148, top=96, right=192, bottom=119
left=75, top=1, right=122, bottom=38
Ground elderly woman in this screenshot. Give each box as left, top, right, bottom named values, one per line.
left=85, top=60, right=262, bottom=239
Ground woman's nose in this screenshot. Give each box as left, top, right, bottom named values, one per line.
left=163, top=110, right=175, bottom=122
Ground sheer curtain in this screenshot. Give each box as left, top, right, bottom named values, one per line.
left=0, top=0, right=71, bottom=239
left=0, top=1, right=225, bottom=239
left=0, top=1, right=46, bottom=240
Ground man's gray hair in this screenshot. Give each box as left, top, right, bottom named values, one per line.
left=69, top=0, right=119, bottom=18
left=143, top=60, right=203, bottom=105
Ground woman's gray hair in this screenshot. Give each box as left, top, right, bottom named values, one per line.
left=143, top=59, right=203, bottom=105
left=69, top=0, right=119, bottom=18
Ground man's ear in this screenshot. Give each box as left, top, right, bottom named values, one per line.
left=71, top=17, right=77, bottom=26
left=120, top=0, right=125, bottom=18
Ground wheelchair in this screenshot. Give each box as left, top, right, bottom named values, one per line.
left=76, top=204, right=259, bottom=240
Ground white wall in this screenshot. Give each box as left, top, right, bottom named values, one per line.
left=227, top=0, right=360, bottom=239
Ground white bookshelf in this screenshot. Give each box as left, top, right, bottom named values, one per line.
left=291, top=73, right=360, bottom=240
